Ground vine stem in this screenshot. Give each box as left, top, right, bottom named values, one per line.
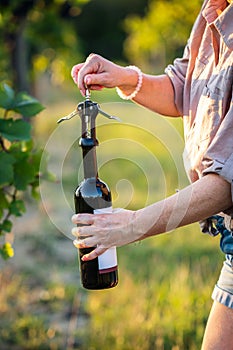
left=0, top=137, right=8, bottom=152
left=3, top=109, right=8, bottom=119
left=1, top=188, right=18, bottom=224
left=0, top=110, right=9, bottom=151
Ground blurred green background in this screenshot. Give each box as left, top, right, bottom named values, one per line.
left=0, top=1, right=225, bottom=349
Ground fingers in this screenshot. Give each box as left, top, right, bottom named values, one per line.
left=71, top=63, right=86, bottom=96
left=71, top=54, right=102, bottom=94
left=81, top=246, right=107, bottom=261
left=73, top=240, right=107, bottom=261
left=72, top=213, right=110, bottom=261
left=72, top=213, right=94, bottom=225
left=71, top=64, right=83, bottom=84
left=71, top=53, right=119, bottom=95
left=71, top=209, right=137, bottom=261
left=71, top=225, right=97, bottom=246
left=72, top=214, right=97, bottom=248
left=73, top=236, right=96, bottom=248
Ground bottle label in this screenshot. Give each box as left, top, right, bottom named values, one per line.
left=94, top=207, right=118, bottom=274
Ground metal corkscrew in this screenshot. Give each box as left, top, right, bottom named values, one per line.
left=57, top=89, right=121, bottom=125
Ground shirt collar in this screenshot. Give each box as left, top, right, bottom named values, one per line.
left=203, top=1, right=233, bottom=51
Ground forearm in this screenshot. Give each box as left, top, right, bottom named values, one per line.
left=117, top=69, right=180, bottom=117
left=72, top=173, right=232, bottom=261
left=135, top=174, right=232, bottom=239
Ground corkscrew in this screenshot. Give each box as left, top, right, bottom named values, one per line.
left=57, top=89, right=121, bottom=126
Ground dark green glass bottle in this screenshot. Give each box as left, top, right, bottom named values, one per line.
left=58, top=90, right=119, bottom=290
left=74, top=95, right=118, bottom=290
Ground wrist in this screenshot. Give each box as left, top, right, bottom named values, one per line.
left=116, top=66, right=143, bottom=100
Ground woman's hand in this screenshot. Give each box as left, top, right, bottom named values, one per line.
left=71, top=53, right=139, bottom=96
left=71, top=208, right=143, bottom=261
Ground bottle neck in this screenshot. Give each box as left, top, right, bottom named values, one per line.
left=82, top=145, right=98, bottom=179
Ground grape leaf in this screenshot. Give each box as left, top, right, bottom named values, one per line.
left=0, top=152, right=16, bottom=185
left=13, top=152, right=37, bottom=190
left=0, top=118, right=31, bottom=141
left=0, top=84, right=15, bottom=110
left=9, top=199, right=26, bottom=217
left=0, top=219, right=12, bottom=233
left=13, top=92, right=45, bottom=117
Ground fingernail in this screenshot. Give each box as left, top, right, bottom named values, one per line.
left=85, top=77, right=91, bottom=85
left=73, top=239, right=79, bottom=248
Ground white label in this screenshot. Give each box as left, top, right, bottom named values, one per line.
left=94, top=207, right=118, bottom=274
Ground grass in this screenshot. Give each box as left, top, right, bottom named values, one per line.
left=81, top=226, right=222, bottom=350
left=0, top=86, right=225, bottom=349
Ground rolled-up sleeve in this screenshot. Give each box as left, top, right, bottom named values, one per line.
left=165, top=45, right=189, bottom=116
left=220, top=154, right=233, bottom=187
left=202, top=157, right=233, bottom=200
left=202, top=104, right=233, bottom=201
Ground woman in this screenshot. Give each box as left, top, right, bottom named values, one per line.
left=71, top=1, right=233, bottom=348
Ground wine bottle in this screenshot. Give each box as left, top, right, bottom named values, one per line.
left=74, top=91, right=118, bottom=290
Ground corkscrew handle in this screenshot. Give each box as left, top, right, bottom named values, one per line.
left=57, top=89, right=121, bottom=125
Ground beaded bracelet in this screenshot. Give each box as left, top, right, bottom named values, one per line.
left=116, top=65, right=143, bottom=100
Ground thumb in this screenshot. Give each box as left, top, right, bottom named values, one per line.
left=81, top=246, right=108, bottom=261
left=84, top=73, right=107, bottom=89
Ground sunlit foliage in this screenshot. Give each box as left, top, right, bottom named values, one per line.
left=0, top=0, right=89, bottom=91
left=124, top=0, right=203, bottom=72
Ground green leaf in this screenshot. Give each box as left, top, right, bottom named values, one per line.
left=0, top=118, right=31, bottom=141
left=0, top=219, right=12, bottom=233
left=29, top=148, right=42, bottom=172
left=0, top=152, right=16, bottom=185
left=13, top=152, right=37, bottom=190
left=9, top=199, right=26, bottom=217
left=13, top=92, right=45, bottom=117
left=21, top=139, right=34, bottom=152
left=0, top=84, right=44, bottom=117
left=0, top=83, right=15, bottom=110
